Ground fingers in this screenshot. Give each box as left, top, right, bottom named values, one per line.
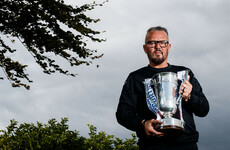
left=144, top=119, right=164, bottom=137
left=187, top=75, right=190, bottom=81
left=179, top=80, right=193, bottom=101
left=179, top=75, right=191, bottom=93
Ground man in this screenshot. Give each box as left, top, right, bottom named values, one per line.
left=116, top=26, right=209, bottom=150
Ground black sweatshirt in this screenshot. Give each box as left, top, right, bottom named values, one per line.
left=116, top=64, right=209, bottom=148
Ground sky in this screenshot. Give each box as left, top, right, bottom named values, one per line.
left=1, top=0, right=230, bottom=149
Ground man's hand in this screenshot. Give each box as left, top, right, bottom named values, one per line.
left=143, top=119, right=164, bottom=137
left=179, top=75, right=193, bottom=102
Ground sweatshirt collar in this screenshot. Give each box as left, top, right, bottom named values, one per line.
left=147, top=63, right=171, bottom=72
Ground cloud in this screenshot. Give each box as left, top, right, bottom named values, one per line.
left=0, top=0, right=229, bottom=149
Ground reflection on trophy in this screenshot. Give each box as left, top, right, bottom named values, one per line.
left=143, top=70, right=189, bottom=136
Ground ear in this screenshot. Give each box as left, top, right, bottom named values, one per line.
left=143, top=44, right=147, bottom=53
left=168, top=43, right=171, bottom=53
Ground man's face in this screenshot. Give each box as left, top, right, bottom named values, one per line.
left=143, top=31, right=171, bottom=66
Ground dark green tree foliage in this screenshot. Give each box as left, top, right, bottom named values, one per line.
left=0, top=0, right=105, bottom=89
left=0, top=118, right=139, bottom=150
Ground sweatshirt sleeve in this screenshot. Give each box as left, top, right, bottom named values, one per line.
left=184, top=71, right=210, bottom=117
left=116, top=74, right=144, bottom=131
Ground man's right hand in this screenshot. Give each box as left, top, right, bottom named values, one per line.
left=143, top=119, right=164, bottom=137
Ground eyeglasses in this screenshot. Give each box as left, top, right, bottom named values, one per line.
left=145, top=40, right=169, bottom=48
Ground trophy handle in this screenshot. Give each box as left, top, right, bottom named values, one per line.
left=176, top=69, right=190, bottom=124
left=172, top=106, right=177, bottom=114
left=143, top=79, right=163, bottom=119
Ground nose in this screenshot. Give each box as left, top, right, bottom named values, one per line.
left=155, top=42, right=161, bottom=49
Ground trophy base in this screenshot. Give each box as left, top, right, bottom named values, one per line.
left=157, top=118, right=184, bottom=136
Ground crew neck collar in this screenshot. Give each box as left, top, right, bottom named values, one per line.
left=147, top=63, right=171, bottom=71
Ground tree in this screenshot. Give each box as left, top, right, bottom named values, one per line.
left=0, top=118, right=139, bottom=150
left=0, top=0, right=106, bottom=89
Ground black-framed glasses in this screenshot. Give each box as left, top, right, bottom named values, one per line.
left=145, top=40, right=169, bottom=48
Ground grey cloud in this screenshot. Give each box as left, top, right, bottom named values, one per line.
left=0, top=0, right=229, bottom=149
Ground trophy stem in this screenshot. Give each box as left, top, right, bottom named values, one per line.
left=164, top=112, right=172, bottom=118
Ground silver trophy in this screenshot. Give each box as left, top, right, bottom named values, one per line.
left=143, top=70, right=189, bottom=135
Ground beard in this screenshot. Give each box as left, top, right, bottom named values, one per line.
left=150, top=49, right=168, bottom=65
left=151, top=56, right=165, bottom=65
